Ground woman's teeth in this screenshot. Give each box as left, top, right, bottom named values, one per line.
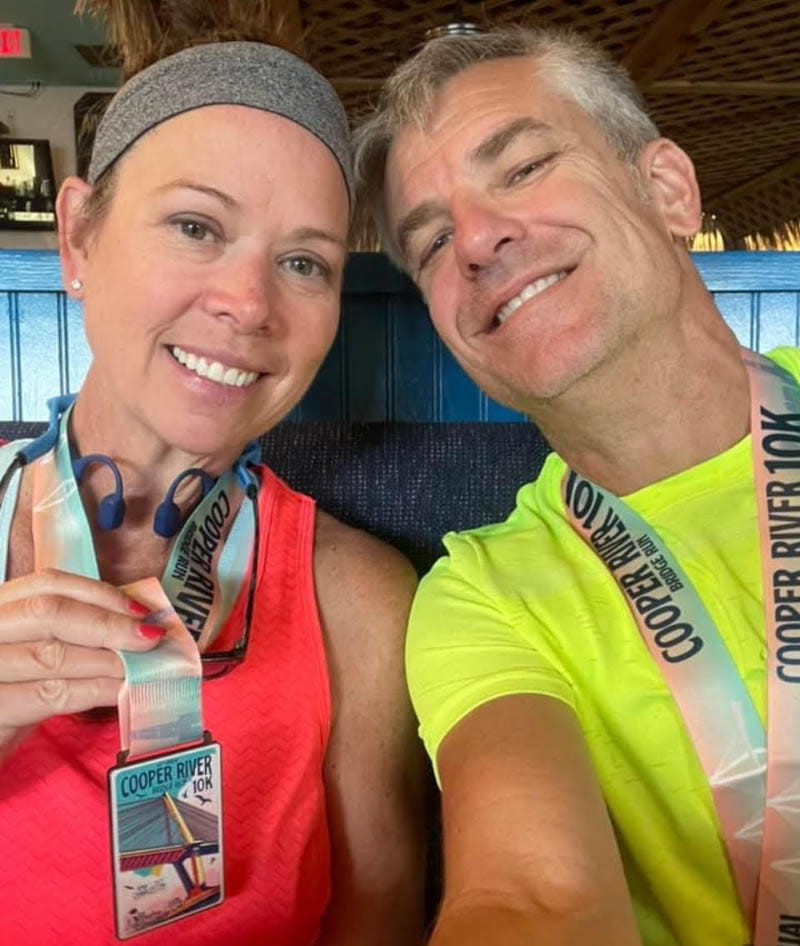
left=496, top=270, right=569, bottom=324
left=169, top=345, right=259, bottom=388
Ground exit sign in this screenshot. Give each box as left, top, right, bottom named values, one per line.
left=0, top=27, right=31, bottom=59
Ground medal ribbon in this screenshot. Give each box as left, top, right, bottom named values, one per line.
left=29, top=403, right=255, bottom=759
left=562, top=350, right=800, bottom=941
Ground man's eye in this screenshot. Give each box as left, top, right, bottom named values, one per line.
left=507, top=153, right=555, bottom=186
left=419, top=230, right=453, bottom=272
left=508, top=161, right=542, bottom=185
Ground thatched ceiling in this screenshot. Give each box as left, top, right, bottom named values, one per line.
left=293, top=0, right=799, bottom=250
left=70, top=0, right=799, bottom=249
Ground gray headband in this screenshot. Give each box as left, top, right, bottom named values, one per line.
left=88, top=41, right=353, bottom=200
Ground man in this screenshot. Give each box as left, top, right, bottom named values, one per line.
left=354, top=26, right=798, bottom=946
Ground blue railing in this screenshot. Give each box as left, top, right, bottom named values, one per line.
left=2, top=249, right=800, bottom=421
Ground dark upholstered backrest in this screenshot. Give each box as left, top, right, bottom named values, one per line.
left=0, top=421, right=552, bottom=574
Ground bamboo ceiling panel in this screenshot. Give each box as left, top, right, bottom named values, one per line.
left=659, top=0, right=800, bottom=83
left=303, top=0, right=662, bottom=77
left=293, top=0, right=799, bottom=247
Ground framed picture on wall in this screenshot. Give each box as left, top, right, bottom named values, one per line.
left=0, top=138, right=57, bottom=230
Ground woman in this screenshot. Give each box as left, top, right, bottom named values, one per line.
left=0, top=4, right=424, bottom=945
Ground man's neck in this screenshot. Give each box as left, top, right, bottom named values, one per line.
left=530, top=317, right=751, bottom=496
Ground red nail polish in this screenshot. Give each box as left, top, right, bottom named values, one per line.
left=138, top=623, right=166, bottom=641
left=128, top=600, right=151, bottom=617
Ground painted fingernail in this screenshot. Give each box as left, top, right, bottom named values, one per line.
left=138, top=623, right=166, bottom=641
left=128, top=600, right=151, bottom=617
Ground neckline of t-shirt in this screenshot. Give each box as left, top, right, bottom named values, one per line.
left=538, top=429, right=752, bottom=521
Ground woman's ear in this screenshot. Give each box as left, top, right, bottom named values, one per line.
left=637, top=138, right=702, bottom=240
left=56, top=176, right=93, bottom=296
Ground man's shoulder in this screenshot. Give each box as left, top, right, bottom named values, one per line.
left=768, top=346, right=800, bottom=379
left=423, top=452, right=571, bottom=586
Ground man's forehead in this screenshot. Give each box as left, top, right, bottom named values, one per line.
left=386, top=63, right=568, bottom=198
left=388, top=60, right=586, bottom=172
left=426, top=56, right=552, bottom=134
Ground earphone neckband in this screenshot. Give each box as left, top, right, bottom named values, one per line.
left=7, top=394, right=259, bottom=539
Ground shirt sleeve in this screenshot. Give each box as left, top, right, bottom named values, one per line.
left=405, top=531, right=576, bottom=784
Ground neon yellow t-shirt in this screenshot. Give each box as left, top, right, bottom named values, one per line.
left=407, top=347, right=800, bottom=946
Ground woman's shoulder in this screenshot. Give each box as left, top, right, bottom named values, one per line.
left=312, top=507, right=416, bottom=669
left=313, top=507, right=417, bottom=607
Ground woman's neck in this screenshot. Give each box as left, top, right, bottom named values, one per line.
left=63, top=377, right=246, bottom=583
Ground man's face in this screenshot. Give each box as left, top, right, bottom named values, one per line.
left=384, top=57, right=688, bottom=411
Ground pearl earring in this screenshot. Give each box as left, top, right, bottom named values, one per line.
left=70, top=278, right=83, bottom=292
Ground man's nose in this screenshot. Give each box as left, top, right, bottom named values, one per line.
left=202, top=253, right=276, bottom=333
left=452, top=195, right=526, bottom=277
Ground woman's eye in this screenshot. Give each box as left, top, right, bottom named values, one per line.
left=175, top=218, right=215, bottom=241
left=282, top=255, right=328, bottom=279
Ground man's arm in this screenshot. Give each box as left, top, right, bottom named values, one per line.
left=430, top=693, right=642, bottom=946
left=314, top=511, right=427, bottom=946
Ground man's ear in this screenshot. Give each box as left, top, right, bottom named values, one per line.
left=55, top=176, right=94, bottom=296
left=637, top=138, right=702, bottom=240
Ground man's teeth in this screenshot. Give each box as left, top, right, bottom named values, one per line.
left=496, top=270, right=569, bottom=324
left=169, top=345, right=259, bottom=388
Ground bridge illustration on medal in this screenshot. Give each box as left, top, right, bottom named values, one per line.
left=116, top=791, right=221, bottom=921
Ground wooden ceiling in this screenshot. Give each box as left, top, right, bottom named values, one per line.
left=293, top=0, right=800, bottom=249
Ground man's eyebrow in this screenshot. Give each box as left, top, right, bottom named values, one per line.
left=287, top=226, right=348, bottom=250
left=470, top=117, right=554, bottom=166
left=154, top=179, right=237, bottom=208
left=394, top=118, right=554, bottom=261
left=396, top=199, right=448, bottom=263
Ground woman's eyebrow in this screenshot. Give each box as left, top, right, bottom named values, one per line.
left=470, top=117, right=554, bottom=167
left=154, top=179, right=237, bottom=208
left=287, top=226, right=348, bottom=250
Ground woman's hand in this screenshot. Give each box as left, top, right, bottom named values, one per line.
left=0, top=568, right=165, bottom=761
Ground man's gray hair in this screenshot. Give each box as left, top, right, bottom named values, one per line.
left=353, top=26, right=660, bottom=262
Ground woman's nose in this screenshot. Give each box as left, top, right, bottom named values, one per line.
left=202, top=255, right=275, bottom=332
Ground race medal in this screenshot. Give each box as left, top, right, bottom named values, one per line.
left=25, top=404, right=258, bottom=940
left=108, top=739, right=224, bottom=940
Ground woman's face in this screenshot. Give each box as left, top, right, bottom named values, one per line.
left=71, top=105, right=349, bottom=458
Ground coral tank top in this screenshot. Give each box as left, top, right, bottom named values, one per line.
left=0, top=465, right=332, bottom=946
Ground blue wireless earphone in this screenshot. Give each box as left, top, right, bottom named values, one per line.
left=71, top=454, right=127, bottom=531
left=71, top=456, right=216, bottom=537
left=152, top=467, right=216, bottom=538
left=7, top=394, right=260, bottom=539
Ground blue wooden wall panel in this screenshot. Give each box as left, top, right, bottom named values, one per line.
left=754, top=292, right=799, bottom=351
left=441, top=342, right=484, bottom=420
left=1, top=250, right=800, bottom=422
left=66, top=295, right=92, bottom=392
left=390, top=297, right=440, bottom=421
left=1, top=293, right=14, bottom=419
left=344, top=295, right=389, bottom=421
left=18, top=293, right=62, bottom=419
left=714, top=293, right=754, bottom=348
left=286, top=328, right=345, bottom=421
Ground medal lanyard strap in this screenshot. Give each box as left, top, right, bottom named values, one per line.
left=562, top=350, right=800, bottom=941
left=29, top=404, right=255, bottom=760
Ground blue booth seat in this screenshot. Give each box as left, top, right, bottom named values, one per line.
left=0, top=420, right=552, bottom=575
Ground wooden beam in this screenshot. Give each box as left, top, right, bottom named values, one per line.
left=705, top=156, right=800, bottom=206
left=647, top=80, right=800, bottom=98
left=623, top=0, right=733, bottom=83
